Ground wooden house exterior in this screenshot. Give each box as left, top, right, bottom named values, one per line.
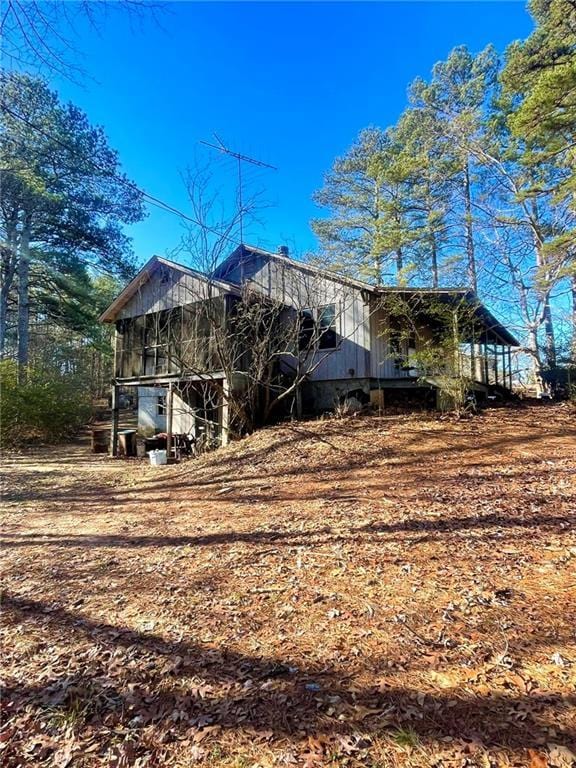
left=100, top=244, right=519, bottom=454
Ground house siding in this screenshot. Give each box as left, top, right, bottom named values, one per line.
left=236, top=256, right=373, bottom=381
left=370, top=304, right=394, bottom=379
left=137, top=387, right=166, bottom=435
left=117, top=266, right=226, bottom=320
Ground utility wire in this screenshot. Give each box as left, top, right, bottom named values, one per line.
left=0, top=101, right=242, bottom=247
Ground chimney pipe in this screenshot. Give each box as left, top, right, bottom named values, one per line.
left=277, top=245, right=289, bottom=257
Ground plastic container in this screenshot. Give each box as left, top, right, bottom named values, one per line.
left=148, top=449, right=167, bottom=466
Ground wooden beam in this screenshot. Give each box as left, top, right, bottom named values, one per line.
left=221, top=377, right=230, bottom=446
left=110, top=383, right=119, bottom=457
left=114, top=371, right=227, bottom=387
left=483, top=333, right=489, bottom=384
left=166, top=382, right=174, bottom=461
left=494, top=341, right=499, bottom=385
left=470, top=326, right=476, bottom=381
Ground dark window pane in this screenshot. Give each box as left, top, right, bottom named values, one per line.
left=318, top=304, right=335, bottom=330
left=299, top=308, right=314, bottom=351
left=319, top=327, right=337, bottom=350
left=318, top=304, right=336, bottom=350
left=144, top=349, right=156, bottom=375
left=144, top=314, right=156, bottom=346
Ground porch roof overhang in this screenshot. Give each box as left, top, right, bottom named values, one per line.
left=373, top=287, right=520, bottom=347
left=114, top=371, right=228, bottom=386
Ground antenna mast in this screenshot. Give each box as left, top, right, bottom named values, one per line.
left=200, top=133, right=277, bottom=244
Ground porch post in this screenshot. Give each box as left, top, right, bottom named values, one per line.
left=110, top=383, right=119, bottom=456
left=470, top=326, right=476, bottom=381
left=483, top=332, right=489, bottom=384
left=493, top=339, right=499, bottom=385
left=508, top=347, right=513, bottom=390
left=110, top=325, right=120, bottom=456
left=166, top=382, right=174, bottom=460
left=221, top=377, right=230, bottom=447
left=452, top=309, right=458, bottom=375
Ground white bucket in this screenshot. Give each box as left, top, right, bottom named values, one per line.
left=148, top=449, right=167, bottom=466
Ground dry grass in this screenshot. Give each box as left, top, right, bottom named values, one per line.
left=1, top=402, right=575, bottom=767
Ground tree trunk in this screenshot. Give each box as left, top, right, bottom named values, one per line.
left=395, top=248, right=403, bottom=283
left=463, top=160, right=477, bottom=292
left=527, top=326, right=546, bottom=397
left=572, top=275, right=576, bottom=362
left=430, top=229, right=439, bottom=289
left=0, top=275, right=10, bottom=358
left=1, top=219, right=19, bottom=358
left=17, top=217, right=31, bottom=382
left=425, top=181, right=439, bottom=288
left=542, top=297, right=557, bottom=369
left=529, top=198, right=557, bottom=371
left=374, top=254, right=384, bottom=286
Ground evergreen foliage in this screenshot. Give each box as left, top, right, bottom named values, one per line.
left=312, top=24, right=576, bottom=386
left=0, top=72, right=145, bottom=374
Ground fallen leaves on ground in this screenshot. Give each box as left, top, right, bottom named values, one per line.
left=1, top=402, right=575, bottom=767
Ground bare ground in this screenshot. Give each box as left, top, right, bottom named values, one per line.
left=1, top=403, right=575, bottom=768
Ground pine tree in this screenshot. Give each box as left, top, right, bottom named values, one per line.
left=311, top=127, right=419, bottom=285
left=409, top=45, right=500, bottom=292
left=502, top=0, right=576, bottom=359
left=311, top=127, right=389, bottom=284
left=393, top=108, right=455, bottom=287
left=0, top=73, right=145, bottom=376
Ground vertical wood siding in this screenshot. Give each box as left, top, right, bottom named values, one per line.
left=244, top=258, right=372, bottom=381
left=370, top=304, right=395, bottom=378
left=117, top=267, right=225, bottom=319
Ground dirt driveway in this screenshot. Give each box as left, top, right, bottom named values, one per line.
left=1, top=403, right=576, bottom=767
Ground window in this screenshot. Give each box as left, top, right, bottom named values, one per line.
left=318, top=304, right=337, bottom=350
left=157, top=395, right=166, bottom=415
left=298, top=309, right=315, bottom=351
left=298, top=304, right=338, bottom=352
left=390, top=331, right=417, bottom=374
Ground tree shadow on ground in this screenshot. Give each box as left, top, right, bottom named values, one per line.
left=3, top=447, right=573, bottom=511
left=1, top=509, right=572, bottom=551
left=2, top=592, right=574, bottom=756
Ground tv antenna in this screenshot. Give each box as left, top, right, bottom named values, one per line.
left=200, top=133, right=277, bottom=244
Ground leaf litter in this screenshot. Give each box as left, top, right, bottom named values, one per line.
left=1, top=403, right=575, bottom=767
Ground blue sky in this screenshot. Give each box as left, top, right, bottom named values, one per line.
left=51, top=1, right=534, bottom=268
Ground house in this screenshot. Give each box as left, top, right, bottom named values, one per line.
left=99, top=244, right=519, bottom=454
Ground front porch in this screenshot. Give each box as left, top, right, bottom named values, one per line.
left=370, top=289, right=519, bottom=394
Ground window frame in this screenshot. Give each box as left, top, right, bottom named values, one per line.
left=298, top=303, right=339, bottom=353
left=317, top=303, right=338, bottom=351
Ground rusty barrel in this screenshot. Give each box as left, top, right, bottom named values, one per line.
left=118, top=429, right=137, bottom=457
left=91, top=428, right=110, bottom=454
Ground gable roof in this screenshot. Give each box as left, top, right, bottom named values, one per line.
left=99, top=255, right=240, bottom=323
